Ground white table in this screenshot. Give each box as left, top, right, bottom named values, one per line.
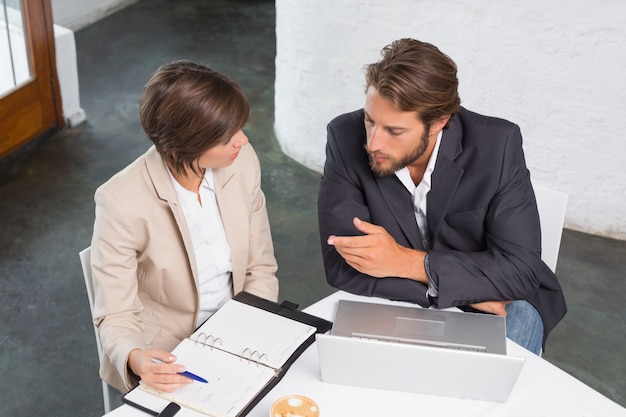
left=105, top=291, right=626, bottom=417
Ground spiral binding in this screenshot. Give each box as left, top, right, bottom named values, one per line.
left=192, top=334, right=269, bottom=366
left=241, top=347, right=268, bottom=366
left=192, top=332, right=222, bottom=350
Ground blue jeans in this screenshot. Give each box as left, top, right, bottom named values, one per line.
left=505, top=300, right=544, bottom=355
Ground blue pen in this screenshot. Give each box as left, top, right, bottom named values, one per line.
left=151, top=358, right=208, bottom=383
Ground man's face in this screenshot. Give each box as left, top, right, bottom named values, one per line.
left=363, top=86, right=433, bottom=176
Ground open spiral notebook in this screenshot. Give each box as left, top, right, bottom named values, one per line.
left=123, top=292, right=332, bottom=417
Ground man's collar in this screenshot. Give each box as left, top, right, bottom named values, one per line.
left=395, top=129, right=443, bottom=190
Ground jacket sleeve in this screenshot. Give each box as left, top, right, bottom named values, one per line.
left=91, top=184, right=148, bottom=391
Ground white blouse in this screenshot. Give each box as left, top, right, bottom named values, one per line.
left=169, top=168, right=233, bottom=328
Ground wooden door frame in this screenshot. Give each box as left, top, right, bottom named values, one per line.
left=0, top=0, right=63, bottom=160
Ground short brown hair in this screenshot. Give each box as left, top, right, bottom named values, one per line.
left=139, top=61, right=250, bottom=176
left=365, top=38, right=460, bottom=128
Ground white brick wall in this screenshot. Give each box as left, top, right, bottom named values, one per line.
left=275, top=0, right=626, bottom=240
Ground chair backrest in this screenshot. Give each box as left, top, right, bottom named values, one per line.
left=80, top=247, right=117, bottom=413
left=79, top=247, right=104, bottom=356
left=532, top=183, right=568, bottom=273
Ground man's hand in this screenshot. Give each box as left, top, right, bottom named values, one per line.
left=128, top=348, right=193, bottom=392
left=469, top=300, right=510, bottom=316
left=327, top=217, right=428, bottom=283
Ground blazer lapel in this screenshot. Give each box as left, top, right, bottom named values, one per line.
left=212, top=168, right=240, bottom=229
left=145, top=146, right=177, bottom=203
left=428, top=115, right=464, bottom=243
left=144, top=146, right=200, bottom=287
left=212, top=167, right=247, bottom=294
left=375, top=174, right=423, bottom=250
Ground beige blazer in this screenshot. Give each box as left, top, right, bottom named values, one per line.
left=90, top=144, right=279, bottom=392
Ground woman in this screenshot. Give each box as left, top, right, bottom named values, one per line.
left=90, top=61, right=279, bottom=394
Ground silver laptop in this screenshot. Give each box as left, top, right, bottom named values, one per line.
left=317, top=300, right=525, bottom=402
left=331, top=299, right=507, bottom=354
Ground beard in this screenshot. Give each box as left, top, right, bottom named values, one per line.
left=366, top=126, right=431, bottom=176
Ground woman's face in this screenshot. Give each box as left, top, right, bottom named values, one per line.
left=197, top=129, right=249, bottom=169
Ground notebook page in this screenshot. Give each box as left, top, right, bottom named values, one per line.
left=140, top=337, right=276, bottom=417
left=190, top=299, right=316, bottom=369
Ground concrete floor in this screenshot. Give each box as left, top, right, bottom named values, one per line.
left=0, top=1, right=624, bottom=416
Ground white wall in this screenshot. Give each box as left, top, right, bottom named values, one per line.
left=54, top=24, right=85, bottom=127
left=275, top=0, right=626, bottom=240
left=47, top=0, right=139, bottom=125
left=51, top=0, right=138, bottom=31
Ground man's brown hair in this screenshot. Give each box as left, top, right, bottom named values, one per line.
left=365, top=38, right=461, bottom=128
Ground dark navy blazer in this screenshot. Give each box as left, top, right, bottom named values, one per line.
left=317, top=107, right=566, bottom=342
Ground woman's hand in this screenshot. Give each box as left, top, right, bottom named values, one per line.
left=128, top=348, right=193, bottom=392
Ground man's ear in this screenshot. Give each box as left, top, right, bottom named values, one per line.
left=432, top=115, right=451, bottom=134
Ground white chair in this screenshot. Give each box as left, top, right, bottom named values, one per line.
left=532, top=183, right=568, bottom=273
left=79, top=247, right=119, bottom=414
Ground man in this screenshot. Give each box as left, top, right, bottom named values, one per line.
left=317, top=38, right=566, bottom=354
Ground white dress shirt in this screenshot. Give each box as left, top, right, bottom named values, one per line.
left=395, top=129, right=443, bottom=245
left=395, top=130, right=443, bottom=298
